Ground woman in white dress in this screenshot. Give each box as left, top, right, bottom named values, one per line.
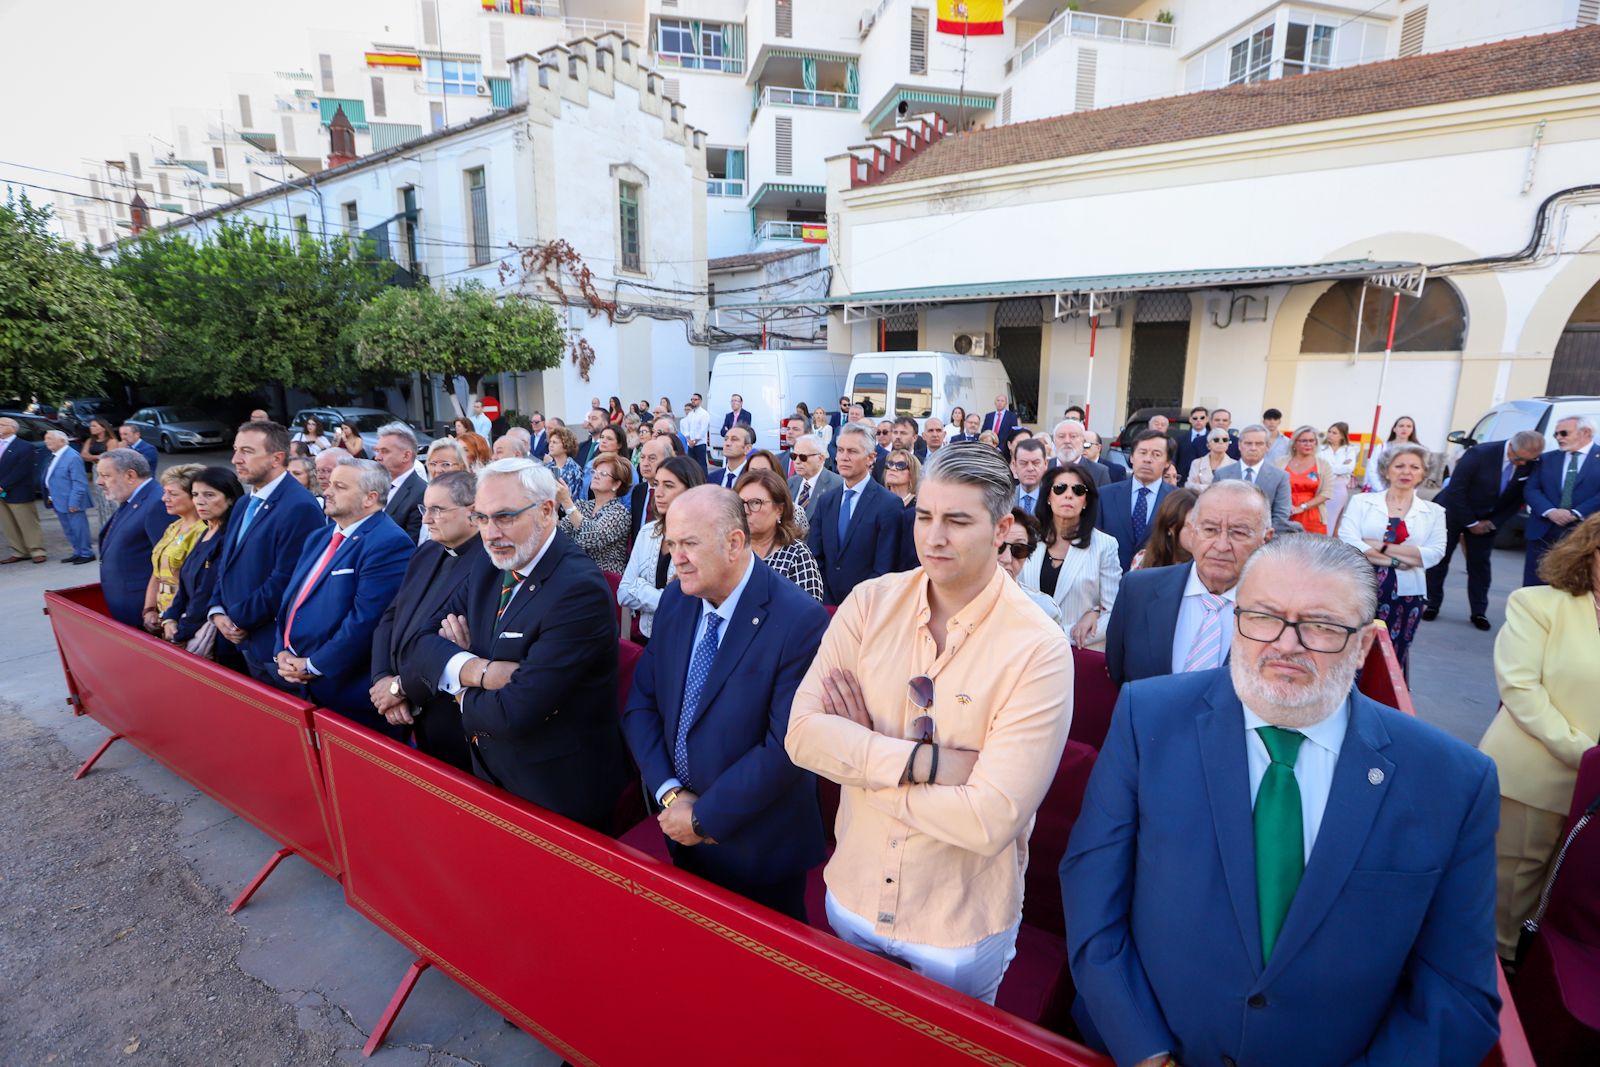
left=1320, top=421, right=1360, bottom=528
left=1019, top=462, right=1122, bottom=648
left=617, top=456, right=704, bottom=642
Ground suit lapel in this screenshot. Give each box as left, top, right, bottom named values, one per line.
left=397, top=544, right=450, bottom=638
left=1196, top=675, right=1267, bottom=970
left=489, top=533, right=564, bottom=646
left=1260, top=694, right=1395, bottom=984
left=690, top=562, right=770, bottom=724
left=1148, top=563, right=1187, bottom=671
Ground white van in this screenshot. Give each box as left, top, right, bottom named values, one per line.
left=844, top=351, right=1013, bottom=433
left=705, top=349, right=853, bottom=457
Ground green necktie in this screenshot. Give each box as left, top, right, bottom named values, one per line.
left=1560, top=453, right=1579, bottom=510
left=1254, top=725, right=1307, bottom=963
left=497, top=569, right=523, bottom=620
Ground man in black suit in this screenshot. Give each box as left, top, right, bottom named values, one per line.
left=622, top=486, right=830, bottom=920
left=0, top=416, right=46, bottom=565
left=371, top=471, right=484, bottom=771
left=981, top=394, right=1020, bottom=456
left=375, top=422, right=427, bottom=541
left=1084, top=431, right=1125, bottom=482
left=1050, top=419, right=1111, bottom=486
left=526, top=410, right=549, bottom=460
left=1104, top=480, right=1273, bottom=685
left=807, top=425, right=902, bottom=605
left=1175, top=405, right=1212, bottom=479
left=408, top=458, right=629, bottom=831
left=630, top=433, right=681, bottom=545
left=1425, top=430, right=1545, bottom=629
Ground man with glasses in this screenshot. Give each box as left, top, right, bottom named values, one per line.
left=410, top=458, right=629, bottom=831
left=1106, top=480, right=1273, bottom=685
left=1176, top=405, right=1211, bottom=478
left=1064, top=534, right=1498, bottom=1067
left=526, top=410, right=549, bottom=459
left=370, top=471, right=483, bottom=770
left=807, top=425, right=903, bottom=605
left=788, top=444, right=1072, bottom=1003
left=787, top=434, right=840, bottom=521
left=1521, top=415, right=1600, bottom=586
left=622, top=486, right=830, bottom=921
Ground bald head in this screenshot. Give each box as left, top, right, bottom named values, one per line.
left=663, top=485, right=751, bottom=604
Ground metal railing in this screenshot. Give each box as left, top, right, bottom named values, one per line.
left=760, top=86, right=859, bottom=111
left=754, top=220, right=825, bottom=242
left=707, top=178, right=746, bottom=198
left=1006, top=11, right=1174, bottom=73
left=564, top=17, right=643, bottom=41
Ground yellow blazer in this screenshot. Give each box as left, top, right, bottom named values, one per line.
left=1480, top=584, right=1600, bottom=813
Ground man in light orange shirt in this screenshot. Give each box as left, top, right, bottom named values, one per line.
left=786, top=443, right=1073, bottom=1004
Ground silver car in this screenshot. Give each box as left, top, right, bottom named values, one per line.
left=126, top=405, right=232, bottom=452
left=288, top=406, right=434, bottom=456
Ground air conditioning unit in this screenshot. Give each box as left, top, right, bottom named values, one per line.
left=859, top=12, right=877, bottom=39
left=952, top=332, right=990, bottom=356
left=476, top=82, right=490, bottom=96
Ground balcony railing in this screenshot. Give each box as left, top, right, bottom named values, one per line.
left=754, top=220, right=827, bottom=243
left=760, top=86, right=859, bottom=111
left=482, top=1, right=559, bottom=15
left=1006, top=11, right=1175, bottom=74
left=564, top=17, right=643, bottom=41
left=707, top=178, right=746, bottom=198
left=655, top=50, right=745, bottom=74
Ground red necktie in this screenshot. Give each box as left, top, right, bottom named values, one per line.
left=283, top=532, right=345, bottom=645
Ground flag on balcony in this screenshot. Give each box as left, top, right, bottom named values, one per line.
left=366, top=52, right=422, bottom=69
left=936, top=0, right=1002, bottom=36
left=801, top=224, right=827, bottom=244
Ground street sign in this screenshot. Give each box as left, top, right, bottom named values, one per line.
left=480, top=396, right=501, bottom=420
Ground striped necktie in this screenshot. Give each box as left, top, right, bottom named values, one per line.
left=497, top=569, right=524, bottom=620
left=1182, top=592, right=1230, bottom=672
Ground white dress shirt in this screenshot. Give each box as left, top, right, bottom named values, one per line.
left=1170, top=565, right=1239, bottom=674
left=680, top=407, right=711, bottom=447
left=387, top=468, right=416, bottom=503
left=1242, top=699, right=1349, bottom=860
left=44, top=444, right=69, bottom=486
left=1238, top=462, right=1266, bottom=485
left=618, top=523, right=673, bottom=638
left=438, top=528, right=558, bottom=695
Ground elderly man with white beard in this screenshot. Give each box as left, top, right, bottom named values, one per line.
left=1061, top=534, right=1500, bottom=1067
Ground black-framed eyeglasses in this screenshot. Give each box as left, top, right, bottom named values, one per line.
left=998, top=542, right=1031, bottom=560
left=466, top=502, right=540, bottom=529
left=417, top=504, right=463, bottom=519
left=741, top=498, right=773, bottom=513
left=1233, top=607, right=1362, bottom=653
left=1051, top=481, right=1088, bottom=497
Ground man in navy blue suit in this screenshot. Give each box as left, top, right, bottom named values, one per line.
left=1522, top=414, right=1600, bottom=586
left=623, top=485, right=830, bottom=920
left=272, top=457, right=413, bottom=735
left=980, top=394, right=1019, bottom=456
left=1425, top=430, right=1544, bottom=629
left=1064, top=535, right=1500, bottom=1067
left=41, top=429, right=95, bottom=563
left=0, top=416, right=47, bottom=565
left=1096, top=430, right=1174, bottom=571
left=208, top=421, right=330, bottom=679
left=807, top=425, right=901, bottom=605
left=1104, top=480, right=1273, bottom=686
left=117, top=423, right=161, bottom=471
left=1174, top=405, right=1211, bottom=480
left=719, top=393, right=753, bottom=448
left=93, top=448, right=174, bottom=626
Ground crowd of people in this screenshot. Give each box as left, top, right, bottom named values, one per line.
left=14, top=386, right=1600, bottom=1067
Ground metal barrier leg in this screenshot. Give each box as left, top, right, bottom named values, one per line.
left=227, top=846, right=295, bottom=914
left=72, top=733, right=123, bottom=780
left=364, top=957, right=431, bottom=1057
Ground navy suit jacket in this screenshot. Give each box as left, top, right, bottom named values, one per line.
left=806, top=477, right=902, bottom=606
left=1175, top=430, right=1211, bottom=476
left=274, top=511, right=413, bottom=727
left=1524, top=444, right=1600, bottom=541
left=1433, top=439, right=1531, bottom=528
left=407, top=531, right=629, bottom=831
left=383, top=470, right=427, bottom=542
left=1096, top=478, right=1174, bottom=571
left=982, top=410, right=1020, bottom=452
left=529, top=428, right=549, bottom=460
left=129, top=438, right=160, bottom=471
left=210, top=475, right=330, bottom=666
left=1062, top=670, right=1500, bottom=1067
left=0, top=436, right=42, bottom=503
left=1103, top=562, right=1197, bottom=687
left=97, top=478, right=175, bottom=627
left=622, top=558, right=830, bottom=885
left=719, top=409, right=752, bottom=439
left=42, top=447, right=91, bottom=511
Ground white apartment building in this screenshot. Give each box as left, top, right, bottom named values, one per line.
left=104, top=35, right=710, bottom=427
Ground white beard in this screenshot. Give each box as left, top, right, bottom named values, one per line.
left=1230, top=641, right=1362, bottom=728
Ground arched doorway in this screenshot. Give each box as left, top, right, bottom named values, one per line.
left=1548, top=279, right=1600, bottom=395
left=994, top=298, right=1044, bottom=423
left=1300, top=279, right=1467, bottom=353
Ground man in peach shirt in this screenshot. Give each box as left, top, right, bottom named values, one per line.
left=785, top=443, right=1073, bottom=1004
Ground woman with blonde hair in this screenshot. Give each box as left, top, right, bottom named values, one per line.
left=1321, top=421, right=1359, bottom=523
left=140, top=463, right=207, bottom=634
left=1279, top=425, right=1334, bottom=534
left=884, top=448, right=921, bottom=570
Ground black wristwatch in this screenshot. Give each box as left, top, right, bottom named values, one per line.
left=691, top=813, right=707, bottom=839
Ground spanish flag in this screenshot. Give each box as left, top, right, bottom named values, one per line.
left=366, top=52, right=422, bottom=70
left=937, top=0, right=1002, bottom=36
left=801, top=224, right=828, bottom=244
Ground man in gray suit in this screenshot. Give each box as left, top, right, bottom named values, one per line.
left=787, top=434, right=840, bottom=521
left=1214, top=424, right=1294, bottom=534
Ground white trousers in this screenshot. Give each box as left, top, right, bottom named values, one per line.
left=825, top=891, right=1020, bottom=1005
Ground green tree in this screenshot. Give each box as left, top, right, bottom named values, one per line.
left=348, top=281, right=565, bottom=398
left=0, top=193, right=157, bottom=404
left=111, top=219, right=389, bottom=404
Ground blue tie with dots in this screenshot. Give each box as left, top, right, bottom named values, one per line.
left=1132, top=486, right=1151, bottom=547
left=672, top=613, right=725, bottom=790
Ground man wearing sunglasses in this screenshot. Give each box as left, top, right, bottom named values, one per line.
left=787, top=434, right=840, bottom=521
left=788, top=443, right=1072, bottom=1004
left=1065, top=534, right=1499, bottom=1067
left=1521, top=415, right=1600, bottom=586
left=409, top=458, right=630, bottom=832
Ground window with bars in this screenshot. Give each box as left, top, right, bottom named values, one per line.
left=619, top=181, right=642, bottom=272
left=774, top=116, right=793, bottom=175
left=371, top=76, right=387, bottom=117
left=343, top=201, right=359, bottom=236
left=319, top=53, right=334, bottom=93
left=467, top=168, right=490, bottom=266
left=1398, top=6, right=1427, bottom=56
left=910, top=9, right=928, bottom=74
left=775, top=0, right=792, bottom=38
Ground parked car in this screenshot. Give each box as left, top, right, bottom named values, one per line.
left=58, top=396, right=125, bottom=436
left=706, top=349, right=853, bottom=459
left=1109, top=406, right=1192, bottom=465
left=125, top=405, right=233, bottom=452
left=0, top=409, right=74, bottom=445
left=288, top=407, right=434, bottom=455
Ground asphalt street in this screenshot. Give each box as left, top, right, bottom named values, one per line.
left=0, top=446, right=1515, bottom=1062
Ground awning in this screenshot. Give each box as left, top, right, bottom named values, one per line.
left=749, top=182, right=825, bottom=205
left=869, top=89, right=997, bottom=129
left=486, top=76, right=513, bottom=109
left=370, top=122, right=423, bottom=151
left=319, top=97, right=369, bottom=129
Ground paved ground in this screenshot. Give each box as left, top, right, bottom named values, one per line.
left=0, top=447, right=1517, bottom=1062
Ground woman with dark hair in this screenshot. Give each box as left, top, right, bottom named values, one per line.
left=294, top=416, right=331, bottom=455
left=948, top=406, right=968, bottom=439
left=1020, top=462, right=1122, bottom=648
left=80, top=416, right=118, bottom=526
left=1363, top=414, right=1422, bottom=492
left=451, top=416, right=474, bottom=439
left=745, top=449, right=809, bottom=534
left=335, top=422, right=367, bottom=459
left=999, top=508, right=1063, bottom=623
left=736, top=468, right=823, bottom=601
left=608, top=396, right=625, bottom=425
left=160, top=466, right=244, bottom=658
left=1134, top=487, right=1198, bottom=570
left=619, top=456, right=705, bottom=639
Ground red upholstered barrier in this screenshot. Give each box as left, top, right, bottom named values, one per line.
left=1357, top=628, right=1414, bottom=715
left=44, top=585, right=340, bottom=908
left=1069, top=649, right=1117, bottom=750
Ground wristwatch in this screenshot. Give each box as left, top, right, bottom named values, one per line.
left=690, top=813, right=707, bottom=839
left=389, top=677, right=403, bottom=697
left=661, top=787, right=683, bottom=809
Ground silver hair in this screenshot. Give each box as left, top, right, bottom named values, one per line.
left=335, top=456, right=391, bottom=499
left=428, top=437, right=470, bottom=467
left=1241, top=534, right=1379, bottom=623
left=44, top=429, right=68, bottom=445
left=317, top=446, right=351, bottom=464
left=1052, top=419, right=1085, bottom=436
left=506, top=426, right=531, bottom=442
left=1559, top=415, right=1599, bottom=438
left=1376, top=442, right=1430, bottom=484
left=477, top=457, right=555, bottom=504
left=923, top=442, right=1014, bottom=523
left=1238, top=423, right=1269, bottom=440
left=97, top=446, right=150, bottom=479
left=376, top=421, right=418, bottom=452
left=790, top=433, right=824, bottom=452
left=1193, top=479, right=1271, bottom=529
left=836, top=424, right=875, bottom=451
left=1510, top=429, right=1547, bottom=454
left=494, top=434, right=531, bottom=457
left=430, top=470, right=478, bottom=508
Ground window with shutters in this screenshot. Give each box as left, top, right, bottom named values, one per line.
left=775, top=0, right=793, bottom=38
left=128, top=152, right=141, bottom=179
left=663, top=77, right=681, bottom=100
left=319, top=53, right=334, bottom=93
left=1398, top=6, right=1427, bottom=57
left=1000, top=88, right=1012, bottom=125
left=490, top=22, right=505, bottom=68
left=343, top=201, right=359, bottom=235
left=1581, top=0, right=1600, bottom=26
left=212, top=147, right=226, bottom=172
left=910, top=9, right=928, bottom=74
left=618, top=181, right=642, bottom=273
left=466, top=168, right=490, bottom=266
left=1075, top=49, right=1097, bottom=111
left=238, top=94, right=253, bottom=129
left=421, top=0, right=439, bottom=46
left=281, top=115, right=297, bottom=153
left=774, top=116, right=793, bottom=175
left=371, top=76, right=387, bottom=117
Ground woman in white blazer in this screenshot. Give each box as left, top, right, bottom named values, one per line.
left=1020, top=463, right=1122, bottom=648
left=1336, top=442, right=1447, bottom=674
left=617, top=456, right=703, bottom=640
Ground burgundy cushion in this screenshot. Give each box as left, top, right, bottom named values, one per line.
left=996, top=922, right=1066, bottom=1024
left=1023, top=741, right=1098, bottom=938
left=1070, top=649, right=1118, bottom=750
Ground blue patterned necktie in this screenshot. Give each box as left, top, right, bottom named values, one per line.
left=1132, top=486, right=1151, bottom=547
left=837, top=487, right=857, bottom=543
left=234, top=494, right=263, bottom=546
left=672, top=612, right=725, bottom=790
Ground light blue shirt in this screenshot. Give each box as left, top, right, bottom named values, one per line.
left=1016, top=484, right=1040, bottom=512
left=1129, top=477, right=1161, bottom=516
left=1242, top=698, right=1349, bottom=860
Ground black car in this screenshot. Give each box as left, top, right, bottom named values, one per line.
left=0, top=410, right=76, bottom=445
left=59, top=396, right=125, bottom=437
left=1109, top=406, right=1192, bottom=465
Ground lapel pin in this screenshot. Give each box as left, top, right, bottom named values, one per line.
left=1368, top=768, right=1385, bottom=785
left=752, top=616, right=760, bottom=625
